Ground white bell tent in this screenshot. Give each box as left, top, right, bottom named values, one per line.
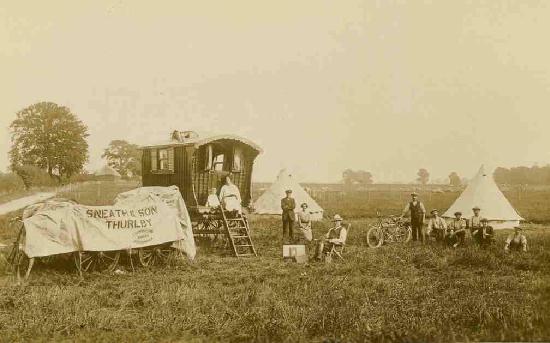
left=443, top=165, right=523, bottom=229
left=253, top=169, right=324, bottom=220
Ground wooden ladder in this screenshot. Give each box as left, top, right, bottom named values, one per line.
left=220, top=208, right=257, bottom=257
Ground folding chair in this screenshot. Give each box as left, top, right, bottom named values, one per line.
left=328, top=223, right=350, bottom=260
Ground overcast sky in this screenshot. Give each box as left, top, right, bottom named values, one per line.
left=1, top=1, right=550, bottom=183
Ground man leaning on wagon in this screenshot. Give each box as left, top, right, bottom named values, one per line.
left=400, top=192, right=426, bottom=243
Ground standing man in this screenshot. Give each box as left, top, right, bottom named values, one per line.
left=400, top=192, right=426, bottom=243
left=281, top=189, right=296, bottom=243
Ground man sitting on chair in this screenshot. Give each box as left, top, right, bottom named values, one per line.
left=314, top=214, right=348, bottom=260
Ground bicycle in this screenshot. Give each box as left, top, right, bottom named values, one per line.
left=367, top=213, right=412, bottom=248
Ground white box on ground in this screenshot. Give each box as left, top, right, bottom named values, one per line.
left=283, top=245, right=307, bottom=262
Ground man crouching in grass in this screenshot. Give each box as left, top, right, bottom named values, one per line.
left=472, top=218, right=495, bottom=248
left=504, top=226, right=528, bottom=253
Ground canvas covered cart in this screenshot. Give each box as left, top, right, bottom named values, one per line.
left=140, top=130, right=262, bottom=257
left=8, top=186, right=195, bottom=279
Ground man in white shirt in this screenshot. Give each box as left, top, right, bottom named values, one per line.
left=504, top=226, right=528, bottom=253
left=427, top=209, right=447, bottom=242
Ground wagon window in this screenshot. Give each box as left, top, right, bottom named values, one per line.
left=213, top=153, right=225, bottom=172
left=232, top=147, right=243, bottom=172
left=159, top=149, right=169, bottom=170
left=151, top=147, right=174, bottom=173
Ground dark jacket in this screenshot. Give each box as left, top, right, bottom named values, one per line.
left=281, top=197, right=296, bottom=222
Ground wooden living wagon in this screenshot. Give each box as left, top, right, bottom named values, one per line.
left=140, top=131, right=262, bottom=256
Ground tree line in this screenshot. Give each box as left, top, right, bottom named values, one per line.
left=494, top=165, right=550, bottom=185
left=342, top=168, right=463, bottom=185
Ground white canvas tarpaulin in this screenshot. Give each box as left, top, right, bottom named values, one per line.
left=22, top=186, right=196, bottom=260
left=115, top=186, right=196, bottom=259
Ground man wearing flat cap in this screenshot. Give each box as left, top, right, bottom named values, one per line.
left=427, top=209, right=447, bottom=242
left=473, top=218, right=495, bottom=248
left=400, top=192, right=426, bottom=243
left=446, top=211, right=467, bottom=247
left=281, top=189, right=296, bottom=243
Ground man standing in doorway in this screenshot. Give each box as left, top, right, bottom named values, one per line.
left=281, top=189, right=296, bottom=243
left=401, top=192, right=426, bottom=243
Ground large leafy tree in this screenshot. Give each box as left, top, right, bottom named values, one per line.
left=9, top=102, right=89, bottom=179
left=102, top=140, right=142, bottom=177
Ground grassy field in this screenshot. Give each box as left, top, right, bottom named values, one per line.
left=0, top=181, right=549, bottom=342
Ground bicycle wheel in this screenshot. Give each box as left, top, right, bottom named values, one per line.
left=367, top=226, right=384, bottom=248
left=394, top=224, right=412, bottom=244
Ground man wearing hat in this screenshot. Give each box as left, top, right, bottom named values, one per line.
left=400, top=192, right=426, bottom=243
left=281, top=189, right=296, bottom=243
left=314, top=214, right=348, bottom=260
left=473, top=218, right=495, bottom=247
left=504, top=226, right=528, bottom=253
left=426, top=209, right=447, bottom=242
left=468, top=206, right=483, bottom=237
left=446, top=211, right=467, bottom=247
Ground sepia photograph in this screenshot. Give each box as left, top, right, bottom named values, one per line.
left=0, top=1, right=549, bottom=342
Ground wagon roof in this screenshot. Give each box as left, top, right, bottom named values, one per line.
left=139, top=131, right=263, bottom=153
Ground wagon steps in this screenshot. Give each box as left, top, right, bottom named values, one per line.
left=220, top=208, right=257, bottom=257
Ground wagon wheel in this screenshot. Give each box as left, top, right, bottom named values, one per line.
left=7, top=226, right=33, bottom=279
left=138, top=245, right=174, bottom=267
left=14, top=249, right=31, bottom=279
left=74, top=251, right=120, bottom=273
